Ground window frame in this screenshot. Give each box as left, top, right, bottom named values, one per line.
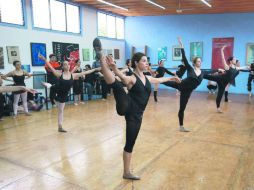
left=31, top=0, right=82, bottom=35
left=97, top=11, right=125, bottom=41
left=0, top=0, right=27, bottom=29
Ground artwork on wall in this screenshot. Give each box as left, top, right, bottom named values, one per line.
left=190, top=42, right=203, bottom=61
left=30, top=43, right=47, bottom=66
left=52, top=42, right=79, bottom=71
left=0, top=47, right=4, bottom=69
left=33, top=71, right=45, bottom=89
left=158, top=47, right=167, bottom=61
left=246, top=43, right=254, bottom=65
left=131, top=46, right=148, bottom=56
left=82, top=49, right=90, bottom=61
left=6, top=46, right=20, bottom=64
left=114, top=49, right=120, bottom=60
left=211, top=37, right=234, bottom=69
left=172, top=45, right=182, bottom=61
left=21, top=65, right=31, bottom=73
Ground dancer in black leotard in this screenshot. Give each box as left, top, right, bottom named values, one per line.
left=72, top=59, right=84, bottom=105
left=163, top=37, right=221, bottom=132
left=247, top=63, right=254, bottom=97
left=154, top=60, right=175, bottom=102
left=39, top=55, right=100, bottom=132
left=121, top=59, right=134, bottom=76
left=3, top=60, right=33, bottom=118
left=204, top=45, right=250, bottom=112
left=93, top=38, right=181, bottom=180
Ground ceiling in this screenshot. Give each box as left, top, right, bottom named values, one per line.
left=72, top=0, right=254, bottom=16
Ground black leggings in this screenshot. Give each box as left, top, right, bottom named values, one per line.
left=204, top=74, right=228, bottom=108
left=0, top=93, right=4, bottom=119
left=247, top=74, right=254, bottom=92
left=110, top=81, right=143, bottom=153
left=163, top=81, right=193, bottom=126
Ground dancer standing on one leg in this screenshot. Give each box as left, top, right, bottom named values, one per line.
left=153, top=59, right=175, bottom=102
left=204, top=46, right=250, bottom=112
left=163, top=37, right=222, bottom=132
left=3, top=60, right=33, bottom=118
left=93, top=38, right=181, bottom=180
left=39, top=55, right=100, bottom=132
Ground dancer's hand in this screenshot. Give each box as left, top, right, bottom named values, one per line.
left=173, top=76, right=181, bottom=83
left=23, top=87, right=37, bottom=94
left=221, top=45, right=227, bottom=51
left=106, top=56, right=116, bottom=70
left=177, top=37, right=183, bottom=48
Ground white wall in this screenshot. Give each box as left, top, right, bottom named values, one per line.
left=0, top=0, right=125, bottom=88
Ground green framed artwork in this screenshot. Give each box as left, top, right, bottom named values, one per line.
left=246, top=43, right=254, bottom=65
left=190, top=42, right=203, bottom=61
left=82, top=49, right=90, bottom=61
left=158, top=47, right=167, bottom=61
left=172, top=45, right=182, bottom=61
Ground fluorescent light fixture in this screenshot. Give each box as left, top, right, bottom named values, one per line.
left=145, top=0, right=166, bottom=10
left=97, top=0, right=128, bottom=11
left=200, top=0, right=212, bottom=7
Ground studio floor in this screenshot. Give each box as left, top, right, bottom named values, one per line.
left=0, top=90, right=254, bottom=190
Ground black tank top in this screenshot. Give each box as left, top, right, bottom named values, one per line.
left=13, top=71, right=25, bottom=86
left=58, top=74, right=74, bottom=94
left=126, top=67, right=133, bottom=76
left=74, top=68, right=82, bottom=82
left=129, top=73, right=151, bottom=112
left=226, top=67, right=239, bottom=83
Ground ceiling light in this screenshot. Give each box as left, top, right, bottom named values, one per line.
left=200, top=0, right=212, bottom=8
left=97, top=0, right=128, bottom=11
left=145, top=0, right=166, bottom=10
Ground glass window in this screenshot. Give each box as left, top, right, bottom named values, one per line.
left=50, top=0, right=66, bottom=31
left=32, top=0, right=50, bottom=29
left=66, top=4, right=80, bottom=33
left=116, top=17, right=124, bottom=39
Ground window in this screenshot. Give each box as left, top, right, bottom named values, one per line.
left=0, top=0, right=24, bottom=26
left=98, top=12, right=124, bottom=40
left=32, top=0, right=80, bottom=34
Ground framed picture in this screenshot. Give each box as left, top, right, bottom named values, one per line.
left=246, top=43, right=254, bottom=65
left=212, top=37, right=234, bottom=69
left=172, top=45, right=182, bottom=61
left=21, top=65, right=31, bottom=73
left=190, top=42, right=203, bottom=61
left=31, top=43, right=46, bottom=66
left=158, top=47, right=167, bottom=61
left=6, top=46, right=20, bottom=64
left=114, top=49, right=120, bottom=60
left=82, top=49, right=90, bottom=61
left=52, top=42, right=79, bottom=71
left=0, top=47, right=4, bottom=69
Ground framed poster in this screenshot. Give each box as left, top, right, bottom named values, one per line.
left=31, top=43, right=46, bottom=66
left=172, top=45, right=182, bottom=61
left=52, top=42, right=79, bottom=71
left=0, top=47, right=4, bottom=69
left=211, top=37, right=234, bottom=69
left=82, top=49, right=90, bottom=61
left=246, top=43, right=254, bottom=65
left=21, top=65, right=31, bottom=73
left=158, top=47, right=167, bottom=61
left=114, top=49, right=120, bottom=60
left=6, top=46, right=20, bottom=64
left=190, top=42, right=203, bottom=61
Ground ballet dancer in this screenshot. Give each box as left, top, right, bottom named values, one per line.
left=39, top=55, right=100, bottom=132
left=93, top=38, right=181, bottom=180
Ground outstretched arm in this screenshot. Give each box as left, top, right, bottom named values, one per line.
left=221, top=45, right=229, bottom=70
left=164, top=68, right=176, bottom=76
left=177, top=37, right=191, bottom=69
left=106, top=56, right=134, bottom=86
left=0, top=86, right=37, bottom=94
left=39, top=54, right=61, bottom=78
left=73, top=68, right=101, bottom=79
left=147, top=75, right=181, bottom=84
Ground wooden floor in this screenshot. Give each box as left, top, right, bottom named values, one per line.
left=0, top=90, right=254, bottom=190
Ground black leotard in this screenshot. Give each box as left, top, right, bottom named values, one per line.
left=55, top=74, right=74, bottom=103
